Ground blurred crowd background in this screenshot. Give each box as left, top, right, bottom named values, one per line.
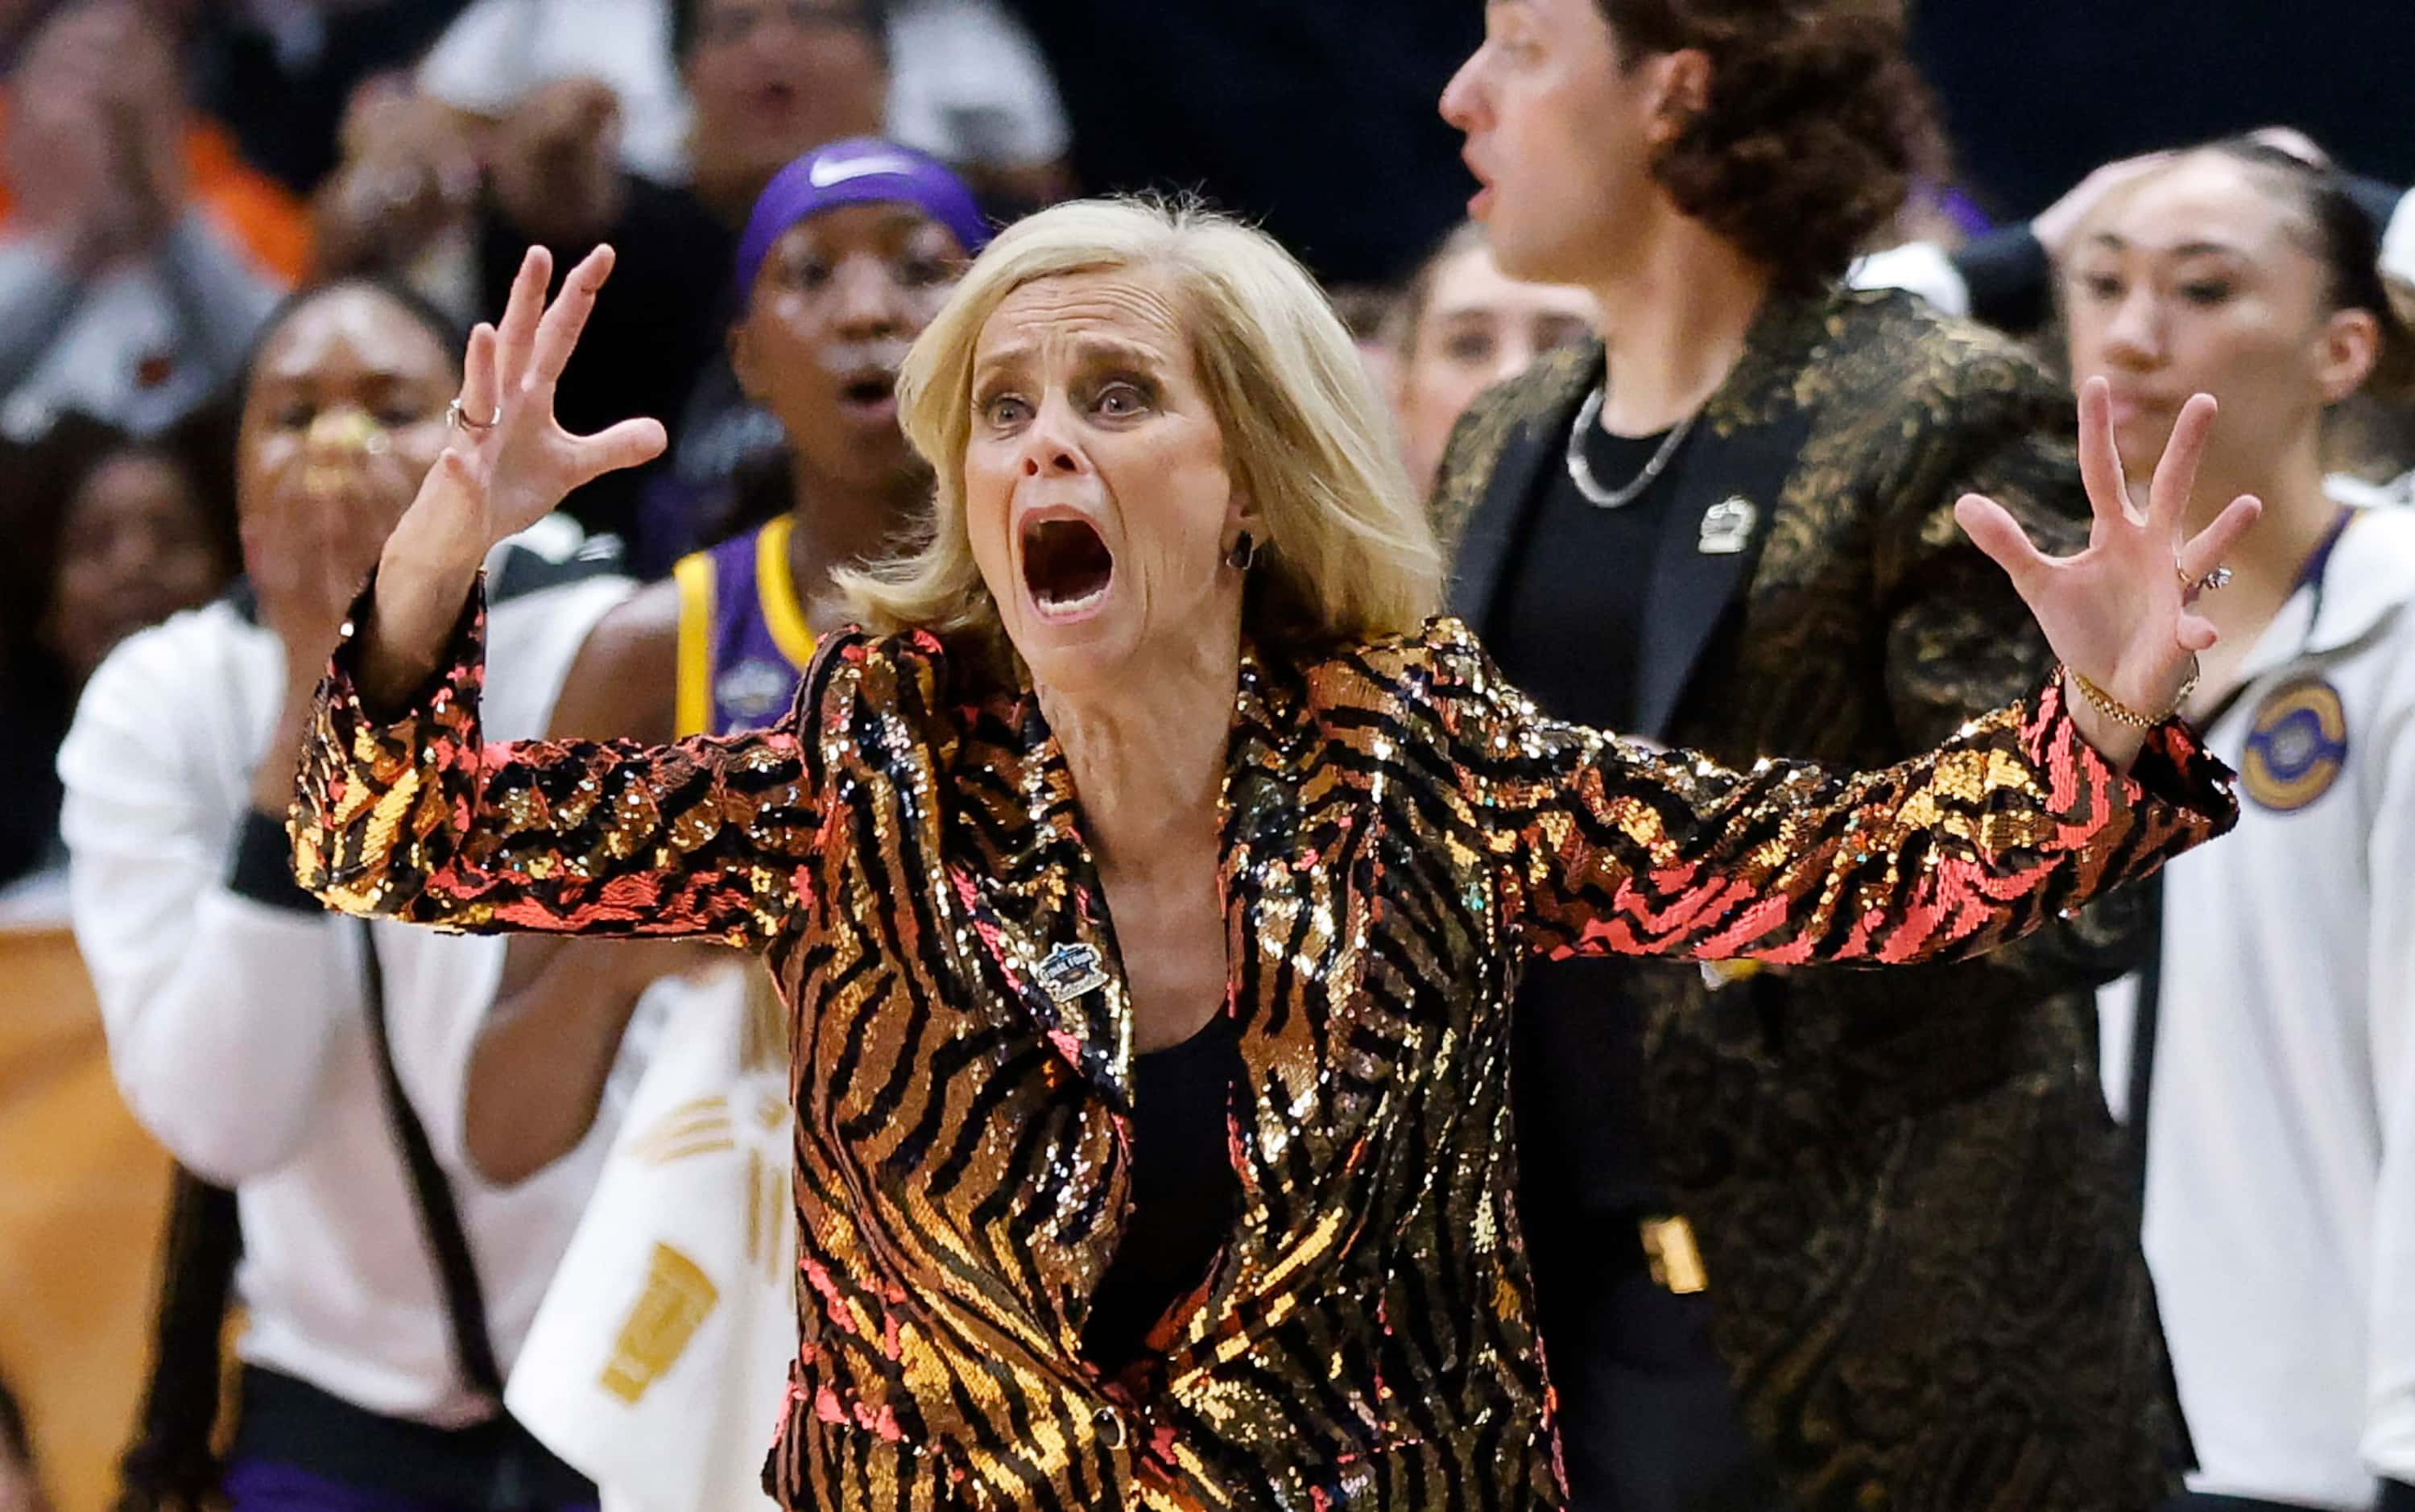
left=0, top=2, right=2408, bottom=1510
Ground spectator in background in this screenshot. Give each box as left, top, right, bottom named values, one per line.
left=326, top=0, right=1004, bottom=564
left=316, top=69, right=730, bottom=562
left=1851, top=133, right=2415, bottom=496
left=0, top=1370, right=48, bottom=1512
left=1434, top=0, right=2180, bottom=1506
left=0, top=411, right=234, bottom=892
left=0, top=0, right=305, bottom=443
left=65, top=277, right=631, bottom=1512
left=2066, top=140, right=2415, bottom=1512
left=668, top=0, right=889, bottom=222
left=415, top=0, right=1067, bottom=211
left=308, top=78, right=485, bottom=316
left=14, top=414, right=237, bottom=694
left=879, top=0, right=1069, bottom=212
left=184, top=0, right=476, bottom=196
left=1853, top=127, right=2414, bottom=338
left=1385, top=221, right=1596, bottom=493
left=416, top=0, right=697, bottom=184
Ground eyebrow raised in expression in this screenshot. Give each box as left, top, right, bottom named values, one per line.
left=974, top=334, right=1172, bottom=389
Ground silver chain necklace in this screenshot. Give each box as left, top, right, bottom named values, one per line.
left=1565, top=382, right=1698, bottom=510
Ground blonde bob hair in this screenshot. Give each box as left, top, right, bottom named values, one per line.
left=840, top=197, right=1443, bottom=655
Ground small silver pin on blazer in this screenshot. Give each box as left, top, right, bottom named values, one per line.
left=1699, top=497, right=1756, bottom=556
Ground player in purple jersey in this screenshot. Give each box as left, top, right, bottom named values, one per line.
left=454, top=140, right=990, bottom=1188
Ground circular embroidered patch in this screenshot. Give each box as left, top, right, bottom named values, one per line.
left=2241, top=676, right=2349, bottom=812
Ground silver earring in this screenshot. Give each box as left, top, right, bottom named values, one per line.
left=1226, top=531, right=1258, bottom=572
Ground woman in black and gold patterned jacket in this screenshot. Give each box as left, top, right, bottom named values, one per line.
left=290, top=201, right=2249, bottom=1510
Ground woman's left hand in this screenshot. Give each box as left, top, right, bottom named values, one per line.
left=1954, top=375, right=2262, bottom=767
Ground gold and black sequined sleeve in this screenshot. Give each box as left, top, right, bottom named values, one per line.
left=289, top=579, right=820, bottom=945
left=1431, top=630, right=2235, bottom=967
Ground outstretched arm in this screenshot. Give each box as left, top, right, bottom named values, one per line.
left=293, top=580, right=818, bottom=944
left=1474, top=378, right=2251, bottom=967
left=1475, top=669, right=2227, bottom=968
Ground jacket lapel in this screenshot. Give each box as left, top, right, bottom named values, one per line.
left=1442, top=349, right=1598, bottom=630
left=1623, top=291, right=1835, bottom=744
left=949, top=693, right=1136, bottom=1113
left=1626, top=406, right=1813, bottom=743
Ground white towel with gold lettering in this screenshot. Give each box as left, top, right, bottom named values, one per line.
left=506, top=965, right=792, bottom=1512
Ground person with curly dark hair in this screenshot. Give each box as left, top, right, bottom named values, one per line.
left=1435, top=2, right=2181, bottom=1509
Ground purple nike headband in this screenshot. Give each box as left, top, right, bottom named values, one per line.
left=734, top=138, right=992, bottom=296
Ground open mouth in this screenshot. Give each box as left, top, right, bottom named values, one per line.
left=1019, top=515, right=1114, bottom=618
left=836, top=373, right=896, bottom=415
left=750, top=82, right=800, bottom=121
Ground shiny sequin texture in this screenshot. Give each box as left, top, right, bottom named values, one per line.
left=291, top=589, right=2235, bottom=1511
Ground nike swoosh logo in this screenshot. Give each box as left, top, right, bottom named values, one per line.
left=808, top=155, right=918, bottom=188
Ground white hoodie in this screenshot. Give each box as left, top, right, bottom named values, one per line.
left=2100, top=504, right=2415, bottom=1508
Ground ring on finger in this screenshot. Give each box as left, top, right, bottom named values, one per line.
left=2180, top=563, right=2234, bottom=598
left=447, top=397, right=499, bottom=433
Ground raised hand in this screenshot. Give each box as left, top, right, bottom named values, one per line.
left=2031, top=151, right=2173, bottom=261
left=1954, top=376, right=2262, bottom=766
left=428, top=244, right=668, bottom=552
left=489, top=79, right=628, bottom=245
left=316, top=83, right=480, bottom=273
left=360, top=245, right=664, bottom=709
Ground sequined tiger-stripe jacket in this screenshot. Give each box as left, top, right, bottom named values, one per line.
left=291, top=592, right=2234, bottom=1511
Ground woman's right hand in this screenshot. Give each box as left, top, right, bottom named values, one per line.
left=362, top=245, right=665, bottom=707
left=423, top=244, right=668, bottom=554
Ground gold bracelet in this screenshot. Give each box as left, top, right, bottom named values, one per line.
left=2061, top=662, right=2198, bottom=729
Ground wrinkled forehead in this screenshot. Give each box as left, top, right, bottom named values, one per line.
left=972, top=270, right=1195, bottom=376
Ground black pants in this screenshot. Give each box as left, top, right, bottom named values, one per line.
left=1527, top=1211, right=1791, bottom=1512
left=231, top=1368, right=593, bottom=1510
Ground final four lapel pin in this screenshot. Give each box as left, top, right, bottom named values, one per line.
left=1698, top=497, right=1755, bottom=556
left=1037, top=943, right=1110, bottom=1002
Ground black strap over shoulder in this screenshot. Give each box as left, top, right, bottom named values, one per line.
left=358, top=921, right=505, bottom=1400
left=113, top=1169, right=241, bottom=1512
